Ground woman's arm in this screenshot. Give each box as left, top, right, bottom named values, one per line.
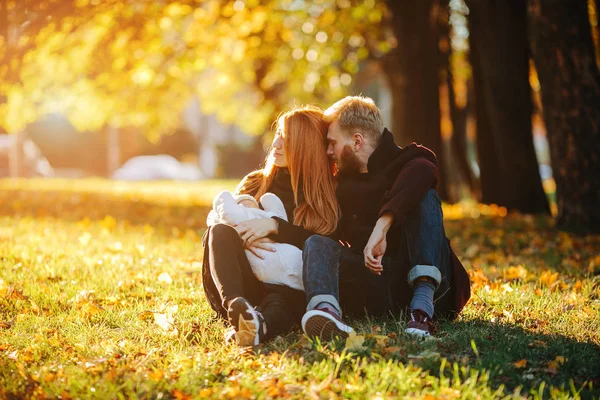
left=270, top=217, right=341, bottom=250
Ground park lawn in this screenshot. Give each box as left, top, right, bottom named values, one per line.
left=0, top=179, right=598, bottom=399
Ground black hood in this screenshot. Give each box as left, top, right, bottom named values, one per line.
left=366, top=128, right=438, bottom=175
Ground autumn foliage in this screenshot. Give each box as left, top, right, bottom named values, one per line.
left=0, top=179, right=598, bottom=398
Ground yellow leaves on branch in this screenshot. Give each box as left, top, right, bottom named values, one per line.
left=2, top=0, right=394, bottom=137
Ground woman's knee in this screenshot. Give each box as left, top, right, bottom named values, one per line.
left=208, top=223, right=239, bottom=245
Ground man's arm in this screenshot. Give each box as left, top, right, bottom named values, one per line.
left=363, top=212, right=394, bottom=274
left=379, top=158, right=438, bottom=225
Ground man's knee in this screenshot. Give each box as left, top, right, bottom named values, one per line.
left=421, top=189, right=442, bottom=208
left=303, top=235, right=338, bottom=253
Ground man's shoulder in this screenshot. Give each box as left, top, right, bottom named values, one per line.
left=380, top=144, right=437, bottom=176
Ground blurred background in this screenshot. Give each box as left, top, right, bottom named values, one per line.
left=1, top=0, right=599, bottom=231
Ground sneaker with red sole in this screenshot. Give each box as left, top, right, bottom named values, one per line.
left=301, top=308, right=354, bottom=341
left=405, top=309, right=437, bottom=338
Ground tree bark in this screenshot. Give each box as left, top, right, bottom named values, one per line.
left=438, top=0, right=477, bottom=199
left=466, top=0, right=550, bottom=214
left=448, top=71, right=478, bottom=195
left=528, top=0, right=600, bottom=233
left=384, top=0, right=449, bottom=200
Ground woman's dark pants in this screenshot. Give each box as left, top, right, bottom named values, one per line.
left=207, top=223, right=305, bottom=338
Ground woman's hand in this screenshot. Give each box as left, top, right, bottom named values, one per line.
left=245, top=237, right=276, bottom=259
left=235, top=218, right=278, bottom=246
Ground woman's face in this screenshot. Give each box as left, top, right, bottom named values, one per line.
left=271, top=129, right=288, bottom=167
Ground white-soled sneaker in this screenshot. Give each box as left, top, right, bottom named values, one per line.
left=405, top=309, right=436, bottom=338
left=301, top=308, right=353, bottom=341
left=227, top=297, right=266, bottom=346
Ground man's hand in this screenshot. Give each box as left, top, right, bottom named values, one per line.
left=235, top=218, right=278, bottom=246
left=363, top=213, right=394, bottom=275
left=245, top=237, right=276, bottom=259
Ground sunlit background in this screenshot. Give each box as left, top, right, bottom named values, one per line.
left=1, top=0, right=599, bottom=215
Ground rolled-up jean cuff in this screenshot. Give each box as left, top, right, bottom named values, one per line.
left=307, top=294, right=342, bottom=316
left=408, top=265, right=442, bottom=287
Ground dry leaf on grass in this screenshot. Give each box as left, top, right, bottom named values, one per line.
left=158, top=272, right=173, bottom=284
left=344, top=331, right=367, bottom=352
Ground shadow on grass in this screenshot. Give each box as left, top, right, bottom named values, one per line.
left=258, top=317, right=600, bottom=398
left=437, top=318, right=600, bottom=397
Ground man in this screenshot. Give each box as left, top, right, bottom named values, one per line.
left=301, top=96, right=470, bottom=339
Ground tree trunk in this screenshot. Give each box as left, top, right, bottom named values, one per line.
left=438, top=0, right=477, bottom=199
left=384, top=0, right=449, bottom=201
left=467, top=0, right=550, bottom=214
left=528, top=0, right=600, bottom=233
left=448, top=71, right=478, bottom=196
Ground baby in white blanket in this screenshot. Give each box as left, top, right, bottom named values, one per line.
left=207, top=190, right=304, bottom=291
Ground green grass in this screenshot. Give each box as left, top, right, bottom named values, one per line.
left=0, top=179, right=598, bottom=399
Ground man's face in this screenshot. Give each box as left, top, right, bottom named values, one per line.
left=327, top=120, right=361, bottom=173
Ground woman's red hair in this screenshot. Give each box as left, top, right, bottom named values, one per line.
left=236, top=106, right=339, bottom=235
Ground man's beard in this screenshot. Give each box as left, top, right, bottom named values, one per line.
left=336, top=145, right=362, bottom=174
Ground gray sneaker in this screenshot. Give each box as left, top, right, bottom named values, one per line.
left=227, top=297, right=266, bottom=346
left=301, top=308, right=354, bottom=341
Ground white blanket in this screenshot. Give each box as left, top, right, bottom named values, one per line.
left=207, top=190, right=304, bottom=291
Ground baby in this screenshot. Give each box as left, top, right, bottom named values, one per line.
left=207, top=190, right=303, bottom=291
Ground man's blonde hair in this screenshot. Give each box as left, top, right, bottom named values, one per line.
left=324, top=96, right=384, bottom=144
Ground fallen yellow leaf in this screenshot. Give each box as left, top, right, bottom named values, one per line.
left=344, top=331, right=367, bottom=352
left=540, top=270, right=559, bottom=287
left=370, top=334, right=390, bottom=347
left=172, top=389, right=191, bottom=400
left=158, top=272, right=173, bottom=284
left=148, top=369, right=164, bottom=382
left=503, top=265, right=527, bottom=281
left=513, top=359, right=527, bottom=368
left=382, top=346, right=402, bottom=356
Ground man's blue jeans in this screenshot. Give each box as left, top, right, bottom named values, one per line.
left=302, top=189, right=452, bottom=317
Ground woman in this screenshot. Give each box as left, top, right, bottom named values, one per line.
left=202, top=105, right=339, bottom=346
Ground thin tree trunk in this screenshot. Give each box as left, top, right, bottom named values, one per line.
left=438, top=0, right=476, bottom=198
left=384, top=0, right=449, bottom=201
left=528, top=0, right=600, bottom=233
left=467, top=0, right=550, bottom=214
left=448, top=70, right=476, bottom=194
